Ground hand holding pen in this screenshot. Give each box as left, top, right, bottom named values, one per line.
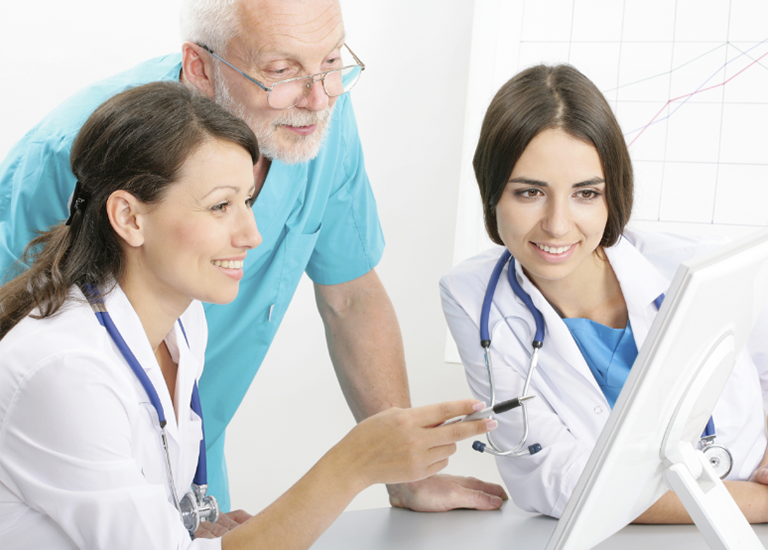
left=441, top=395, right=535, bottom=426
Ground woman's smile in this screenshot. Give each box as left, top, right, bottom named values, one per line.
left=495, top=128, right=608, bottom=289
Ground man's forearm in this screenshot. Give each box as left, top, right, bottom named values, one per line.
left=314, top=269, right=410, bottom=421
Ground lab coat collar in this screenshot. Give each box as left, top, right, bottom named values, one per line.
left=98, top=284, right=195, bottom=440
left=512, top=235, right=671, bottom=397
left=604, top=235, right=670, bottom=345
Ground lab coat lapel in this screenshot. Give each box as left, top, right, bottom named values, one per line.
left=605, top=236, right=670, bottom=350
left=103, top=286, right=180, bottom=443
left=167, top=321, right=203, bottom=489
left=511, top=260, right=608, bottom=443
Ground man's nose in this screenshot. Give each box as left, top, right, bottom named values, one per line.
left=297, top=76, right=330, bottom=111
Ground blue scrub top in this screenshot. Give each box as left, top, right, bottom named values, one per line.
left=562, top=318, right=639, bottom=408
left=0, top=55, right=385, bottom=511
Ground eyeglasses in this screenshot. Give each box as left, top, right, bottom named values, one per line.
left=198, top=43, right=365, bottom=110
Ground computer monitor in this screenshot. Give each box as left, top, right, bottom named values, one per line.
left=547, top=228, right=768, bottom=550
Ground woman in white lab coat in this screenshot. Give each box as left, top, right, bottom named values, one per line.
left=440, top=64, right=768, bottom=522
left=0, top=82, right=499, bottom=550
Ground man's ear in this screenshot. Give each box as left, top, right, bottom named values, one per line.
left=106, top=190, right=146, bottom=248
left=181, top=41, right=216, bottom=98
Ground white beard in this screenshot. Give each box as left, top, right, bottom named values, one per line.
left=214, top=65, right=334, bottom=164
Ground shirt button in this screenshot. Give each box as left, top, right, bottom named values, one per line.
left=594, top=406, right=603, bottom=414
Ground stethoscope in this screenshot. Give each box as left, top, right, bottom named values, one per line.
left=85, top=286, right=219, bottom=537
left=473, top=249, right=733, bottom=479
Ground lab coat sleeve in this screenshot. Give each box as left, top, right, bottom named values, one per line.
left=0, top=351, right=220, bottom=550
left=440, top=282, right=593, bottom=518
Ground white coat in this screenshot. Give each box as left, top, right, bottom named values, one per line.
left=0, top=285, right=220, bottom=549
left=440, top=230, right=768, bottom=518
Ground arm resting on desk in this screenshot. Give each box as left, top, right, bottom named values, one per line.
left=635, top=444, right=768, bottom=524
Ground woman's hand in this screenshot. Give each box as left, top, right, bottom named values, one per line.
left=332, top=399, right=497, bottom=492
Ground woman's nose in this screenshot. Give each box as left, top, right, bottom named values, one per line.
left=236, top=208, right=262, bottom=250
left=542, top=199, right=571, bottom=237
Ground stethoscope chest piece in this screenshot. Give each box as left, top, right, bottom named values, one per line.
left=180, top=484, right=219, bottom=534
left=702, top=440, right=733, bottom=479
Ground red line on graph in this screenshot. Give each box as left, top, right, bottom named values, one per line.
left=628, top=50, right=768, bottom=147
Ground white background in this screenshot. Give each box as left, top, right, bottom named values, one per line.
left=2, top=0, right=766, bottom=516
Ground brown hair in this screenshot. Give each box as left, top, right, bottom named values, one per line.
left=473, top=64, right=633, bottom=247
left=0, top=81, right=258, bottom=339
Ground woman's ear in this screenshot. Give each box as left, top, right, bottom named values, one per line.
left=106, top=190, right=146, bottom=248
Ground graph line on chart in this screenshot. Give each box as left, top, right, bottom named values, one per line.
left=626, top=37, right=768, bottom=147
left=603, top=42, right=729, bottom=95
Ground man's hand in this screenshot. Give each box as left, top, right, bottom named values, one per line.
left=387, top=474, right=507, bottom=512
left=193, top=509, right=253, bottom=539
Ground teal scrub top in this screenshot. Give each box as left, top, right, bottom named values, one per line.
left=0, top=55, right=385, bottom=512
left=562, top=318, right=639, bottom=409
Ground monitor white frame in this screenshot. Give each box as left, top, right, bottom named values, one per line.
left=547, top=228, right=768, bottom=550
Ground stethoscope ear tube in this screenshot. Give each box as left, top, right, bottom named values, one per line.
left=480, top=250, right=512, bottom=343
left=476, top=250, right=542, bottom=457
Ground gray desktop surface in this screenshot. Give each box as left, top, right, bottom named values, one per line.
left=312, top=502, right=768, bottom=549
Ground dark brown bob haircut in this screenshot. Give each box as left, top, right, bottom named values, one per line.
left=0, top=81, right=259, bottom=339
left=473, top=64, right=633, bottom=247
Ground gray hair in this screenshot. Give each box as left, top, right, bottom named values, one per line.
left=180, top=0, right=241, bottom=54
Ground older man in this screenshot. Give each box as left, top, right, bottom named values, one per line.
left=0, top=0, right=505, bottom=516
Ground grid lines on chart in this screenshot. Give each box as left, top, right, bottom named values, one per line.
left=513, top=0, right=768, bottom=229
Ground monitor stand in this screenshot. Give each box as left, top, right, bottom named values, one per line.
left=660, top=331, right=763, bottom=550
left=664, top=453, right=762, bottom=550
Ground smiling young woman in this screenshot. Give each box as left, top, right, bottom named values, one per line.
left=440, top=64, right=768, bottom=524
left=0, top=82, right=502, bottom=550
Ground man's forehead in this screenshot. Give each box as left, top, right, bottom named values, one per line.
left=235, top=0, right=344, bottom=59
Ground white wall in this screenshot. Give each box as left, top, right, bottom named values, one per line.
left=1, top=0, right=503, bottom=514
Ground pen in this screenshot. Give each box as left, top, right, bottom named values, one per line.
left=441, top=395, right=536, bottom=425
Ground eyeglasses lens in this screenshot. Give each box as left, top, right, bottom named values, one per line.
left=268, top=48, right=363, bottom=109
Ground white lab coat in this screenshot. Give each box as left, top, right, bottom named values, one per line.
left=440, top=230, right=768, bottom=518
left=0, top=285, right=220, bottom=549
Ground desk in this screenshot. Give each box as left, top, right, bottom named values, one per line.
left=312, top=502, right=768, bottom=549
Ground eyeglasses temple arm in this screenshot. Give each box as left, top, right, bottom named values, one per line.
left=195, top=43, right=271, bottom=92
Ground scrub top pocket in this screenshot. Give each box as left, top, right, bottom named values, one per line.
left=271, top=225, right=322, bottom=324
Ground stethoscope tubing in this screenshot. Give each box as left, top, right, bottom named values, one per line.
left=84, top=285, right=216, bottom=532
left=479, top=251, right=543, bottom=457
left=478, top=250, right=727, bottom=470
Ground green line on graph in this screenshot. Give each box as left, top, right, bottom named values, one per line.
left=603, top=42, right=727, bottom=94
left=726, top=42, right=768, bottom=72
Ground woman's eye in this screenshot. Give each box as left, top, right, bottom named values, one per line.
left=515, top=188, right=542, bottom=200
left=576, top=189, right=600, bottom=200
left=211, top=201, right=230, bottom=212
left=246, top=195, right=256, bottom=208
